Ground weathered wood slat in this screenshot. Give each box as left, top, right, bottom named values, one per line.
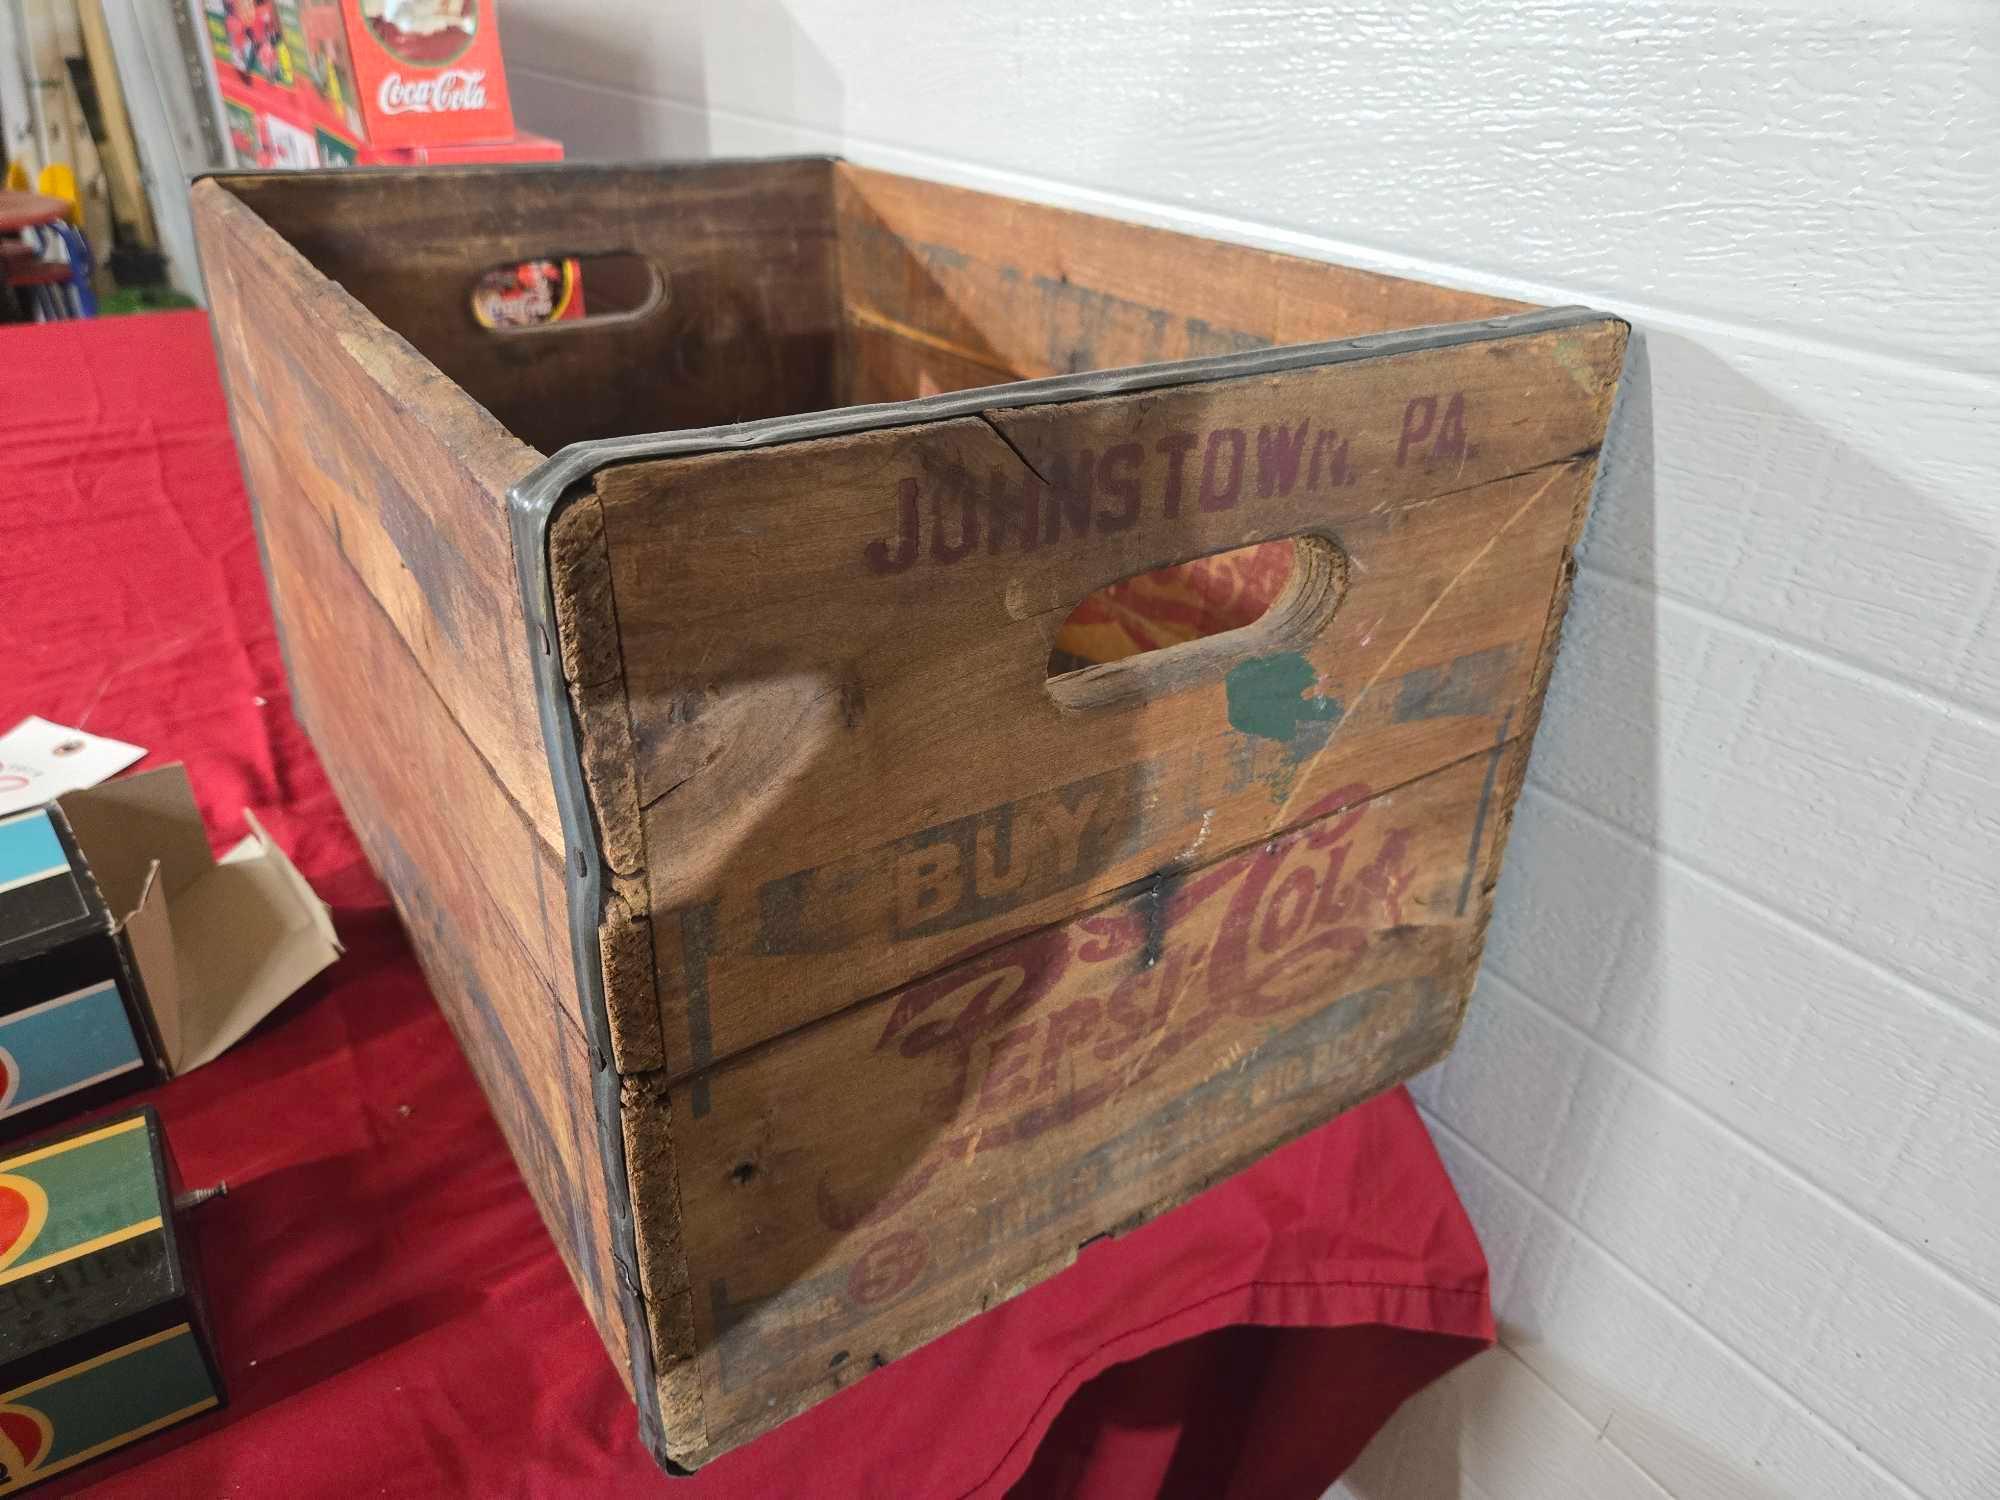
left=833, top=162, right=1531, bottom=384
left=194, top=180, right=557, bottom=849
left=221, top=161, right=844, bottom=452
left=595, top=325, right=1620, bottom=1075
left=840, top=317, right=1023, bottom=406
left=659, top=745, right=1513, bottom=1454
left=228, top=403, right=574, bottom=1006
left=242, top=431, right=628, bottom=1379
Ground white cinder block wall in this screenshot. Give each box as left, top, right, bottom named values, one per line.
left=499, top=5, right=2000, bottom=1494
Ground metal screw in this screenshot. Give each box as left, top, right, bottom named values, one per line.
left=174, top=1182, right=229, bottom=1213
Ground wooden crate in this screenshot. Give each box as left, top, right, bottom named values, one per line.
left=192, top=159, right=1626, bottom=1470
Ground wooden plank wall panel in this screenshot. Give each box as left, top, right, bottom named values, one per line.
left=222, top=161, right=845, bottom=452
left=596, top=324, right=1621, bottom=1075
left=227, top=406, right=575, bottom=1009
left=831, top=164, right=1529, bottom=397
left=658, top=746, right=1515, bottom=1454
left=244, top=444, right=630, bottom=1383
left=198, top=179, right=630, bottom=1383
left=567, top=301, right=1617, bottom=1459
left=194, top=182, right=558, bottom=851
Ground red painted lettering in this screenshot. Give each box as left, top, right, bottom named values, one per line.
left=1256, top=419, right=1309, bottom=497
left=1308, top=841, right=1354, bottom=926
left=1037, top=998, right=1101, bottom=1091
left=1260, top=865, right=1317, bottom=952
left=980, top=1025, right=1036, bottom=1109
left=987, top=467, right=1040, bottom=555
left=1093, top=969, right=1155, bottom=1062
left=1043, top=450, right=1096, bottom=543
left=1396, top=396, right=1437, bottom=466
left=1199, top=428, right=1246, bottom=511
left=1430, top=392, right=1470, bottom=464
left=1307, top=431, right=1352, bottom=490
left=930, top=468, right=979, bottom=563
left=1095, top=442, right=1143, bottom=531
left=1156, top=431, right=1197, bottom=517
left=864, top=477, right=921, bottom=573
left=1357, top=827, right=1414, bottom=925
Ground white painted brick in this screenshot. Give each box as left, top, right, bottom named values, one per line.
left=1338, top=1347, right=1674, bottom=1500
left=1584, top=332, right=2000, bottom=708
left=1420, top=975, right=1590, bottom=1196
left=1426, top=1123, right=1534, bottom=1309
left=1624, top=1353, right=1789, bottom=1500
left=1597, top=861, right=1948, bottom=1200
left=1536, top=1057, right=1750, bottom=1308
left=1864, top=716, right=2000, bottom=1008
left=1751, top=1415, right=1907, bottom=1500
left=1493, top=805, right=2000, bottom=1305
left=1534, top=579, right=2000, bottom=1018
left=1879, top=1043, right=2000, bottom=1304
left=1484, top=795, right=1635, bottom=1029
left=1428, top=989, right=2000, bottom=1497
left=1781, top=1241, right=2000, bottom=1499
left=503, top=0, right=2000, bottom=369
left=1954, top=578, right=2000, bottom=708
left=1432, top=1120, right=1931, bottom=1498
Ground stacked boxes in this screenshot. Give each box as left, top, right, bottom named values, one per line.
left=0, top=768, right=339, bottom=1146
left=0, top=1110, right=223, bottom=1492
left=204, top=1, right=550, bottom=166
left=0, top=806, right=163, bottom=1139
left=203, top=1, right=578, bottom=325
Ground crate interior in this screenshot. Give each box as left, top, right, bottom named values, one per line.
left=217, top=160, right=1529, bottom=458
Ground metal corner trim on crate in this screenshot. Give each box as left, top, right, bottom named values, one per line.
left=505, top=303, right=1621, bottom=1465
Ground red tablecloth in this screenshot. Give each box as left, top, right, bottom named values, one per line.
left=0, top=311, right=1491, bottom=1499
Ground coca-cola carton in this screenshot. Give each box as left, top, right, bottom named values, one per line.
left=361, top=129, right=563, bottom=164
left=298, top=0, right=516, bottom=148
left=204, top=1, right=303, bottom=111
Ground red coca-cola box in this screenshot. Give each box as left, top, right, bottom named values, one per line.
left=298, top=0, right=516, bottom=148
left=208, top=2, right=520, bottom=152
left=362, top=129, right=561, bottom=164
left=344, top=0, right=516, bottom=146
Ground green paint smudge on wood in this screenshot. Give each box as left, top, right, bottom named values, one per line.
left=1226, top=653, right=1341, bottom=744
left=1224, top=653, right=1344, bottom=802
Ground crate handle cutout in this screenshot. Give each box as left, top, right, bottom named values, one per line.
left=469, top=252, right=664, bottom=331
left=1046, top=534, right=1347, bottom=711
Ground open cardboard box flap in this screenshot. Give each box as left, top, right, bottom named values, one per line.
left=57, top=764, right=341, bottom=1074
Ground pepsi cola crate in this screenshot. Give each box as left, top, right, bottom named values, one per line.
left=193, top=158, right=1626, bottom=1469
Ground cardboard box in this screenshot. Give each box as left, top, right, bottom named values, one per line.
left=204, top=0, right=299, bottom=98
left=0, top=1108, right=223, bottom=1491
left=0, top=767, right=338, bottom=1141
left=209, top=2, right=547, bottom=169
left=0, top=805, right=161, bottom=1136
left=362, top=128, right=561, bottom=164
left=209, top=0, right=520, bottom=141
left=224, top=86, right=557, bottom=169
left=297, top=0, right=515, bottom=149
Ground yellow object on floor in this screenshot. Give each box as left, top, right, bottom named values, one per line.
left=36, top=164, right=81, bottom=224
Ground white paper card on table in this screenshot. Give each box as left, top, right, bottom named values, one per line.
left=0, top=717, right=147, bottom=815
